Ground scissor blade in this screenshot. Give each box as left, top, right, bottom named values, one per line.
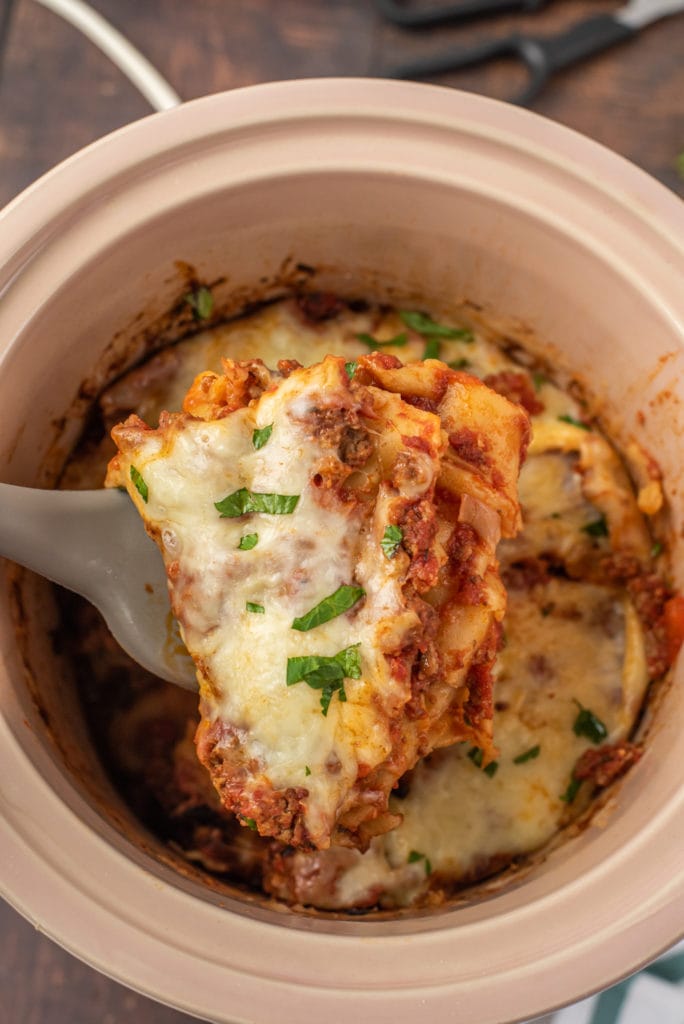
left=616, top=0, right=684, bottom=30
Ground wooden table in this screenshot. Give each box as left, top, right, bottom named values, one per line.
left=0, top=1, right=682, bottom=1021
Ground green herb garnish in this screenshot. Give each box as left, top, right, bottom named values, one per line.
left=184, top=285, right=214, bottom=320
left=558, top=413, right=590, bottom=430
left=305, top=766, right=311, bottom=777
left=130, top=465, right=149, bottom=503
left=448, top=358, right=470, bottom=370
left=246, top=602, right=265, bottom=614
left=677, top=153, right=684, bottom=181
left=356, top=331, right=407, bottom=350
left=582, top=515, right=609, bottom=538
left=422, top=338, right=441, bottom=360
left=572, top=700, right=608, bottom=744
left=380, top=524, right=404, bottom=559
left=215, top=488, right=299, bottom=518
left=286, top=644, right=362, bottom=716
left=532, top=372, right=547, bottom=392
left=292, top=585, right=365, bottom=632
left=513, top=745, right=541, bottom=765
left=399, top=310, right=474, bottom=341
left=408, top=850, right=432, bottom=876
left=467, top=747, right=498, bottom=776
left=560, top=777, right=582, bottom=804
left=237, top=533, right=259, bottom=550
left=240, top=816, right=258, bottom=831
left=345, top=361, right=358, bottom=380
left=252, top=424, right=273, bottom=450
left=651, top=541, right=663, bottom=558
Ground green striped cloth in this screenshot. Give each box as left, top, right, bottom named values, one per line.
left=532, top=940, right=684, bottom=1024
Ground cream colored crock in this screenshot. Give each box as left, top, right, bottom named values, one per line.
left=0, top=80, right=683, bottom=1024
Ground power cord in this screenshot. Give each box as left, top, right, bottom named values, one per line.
left=33, top=0, right=181, bottom=111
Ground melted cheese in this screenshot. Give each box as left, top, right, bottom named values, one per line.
left=94, top=297, right=653, bottom=906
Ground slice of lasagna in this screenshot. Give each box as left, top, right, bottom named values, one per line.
left=106, top=352, right=529, bottom=851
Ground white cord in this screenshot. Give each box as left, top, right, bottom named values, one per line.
left=33, top=0, right=181, bottom=111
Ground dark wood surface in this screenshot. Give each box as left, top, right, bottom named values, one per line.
left=0, top=1, right=682, bottom=1021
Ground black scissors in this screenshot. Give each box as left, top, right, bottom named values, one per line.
left=376, top=0, right=551, bottom=29
left=385, top=0, right=684, bottom=105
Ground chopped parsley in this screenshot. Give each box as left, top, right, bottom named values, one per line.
left=572, top=701, right=608, bottom=744
left=305, top=765, right=311, bottom=777
left=240, top=816, right=258, bottom=831
left=356, top=331, right=407, bottom=350
left=399, top=310, right=474, bottom=342
left=130, top=465, right=149, bottom=503
left=408, top=849, right=432, bottom=876
left=252, top=424, right=273, bottom=450
left=286, top=644, right=362, bottom=716
left=237, top=533, right=259, bottom=550
left=184, top=285, right=214, bottom=320
left=380, top=524, right=404, bottom=559
left=513, top=745, right=541, bottom=765
left=532, top=372, right=547, bottom=392
left=582, top=515, right=609, bottom=538
left=448, top=357, right=470, bottom=370
left=292, top=585, right=366, bottom=630
left=215, top=488, right=299, bottom=518
left=651, top=541, right=663, bottom=558
left=291, top=585, right=365, bottom=632
left=422, top=337, right=441, bottom=360
left=246, top=602, right=265, bottom=614
left=468, top=746, right=498, bottom=777
left=558, top=413, right=590, bottom=430
left=560, top=776, right=582, bottom=804
left=345, top=361, right=358, bottom=380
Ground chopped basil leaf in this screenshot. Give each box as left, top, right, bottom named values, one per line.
left=215, top=488, right=299, bottom=518
left=582, top=515, right=609, bottom=538
left=356, top=331, right=407, bottom=350
left=448, top=358, right=470, bottom=370
left=252, top=424, right=273, bottom=450
left=184, top=285, right=214, bottom=320
left=558, top=413, right=590, bottom=430
left=237, top=533, right=259, bottom=550
left=532, top=372, right=547, bottom=392
left=130, top=465, right=149, bottom=503
left=651, top=541, right=663, bottom=558
left=305, top=765, right=311, bottom=777
left=572, top=701, right=608, bottom=744
left=345, top=361, right=358, bottom=380
left=291, top=584, right=365, bottom=632
left=560, top=777, right=582, bottom=804
left=246, top=602, right=265, bottom=614
left=399, top=310, right=474, bottom=342
left=380, top=524, right=403, bottom=559
left=468, top=747, right=497, bottom=777
left=408, top=850, right=432, bottom=876
left=513, top=745, right=541, bottom=765
left=240, top=816, right=258, bottom=831
left=467, top=746, right=484, bottom=768
left=286, top=644, right=361, bottom=716
left=422, top=337, right=441, bottom=360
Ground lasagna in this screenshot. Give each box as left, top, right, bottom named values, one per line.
left=59, top=293, right=684, bottom=910
left=105, top=351, right=529, bottom=850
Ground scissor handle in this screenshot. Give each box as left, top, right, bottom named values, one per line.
left=387, top=13, right=637, bottom=106
left=375, top=0, right=547, bottom=30
left=388, top=33, right=549, bottom=105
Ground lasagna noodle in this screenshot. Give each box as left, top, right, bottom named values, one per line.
left=107, top=353, right=529, bottom=851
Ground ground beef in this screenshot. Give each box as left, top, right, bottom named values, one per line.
left=483, top=370, right=545, bottom=416
left=573, top=742, right=642, bottom=787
